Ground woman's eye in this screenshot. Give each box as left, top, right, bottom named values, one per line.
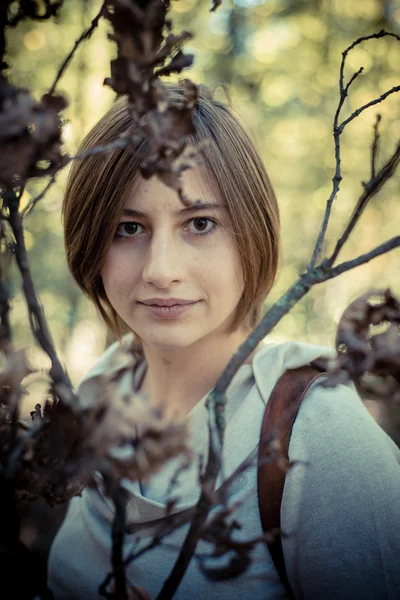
left=185, top=218, right=217, bottom=235
left=115, top=222, right=143, bottom=239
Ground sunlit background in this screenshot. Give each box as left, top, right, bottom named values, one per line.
left=4, top=0, right=400, bottom=436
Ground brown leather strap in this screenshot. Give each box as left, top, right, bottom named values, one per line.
left=257, top=365, right=326, bottom=598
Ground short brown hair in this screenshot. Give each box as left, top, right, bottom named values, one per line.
left=63, top=84, right=280, bottom=337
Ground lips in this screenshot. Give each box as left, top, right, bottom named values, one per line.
left=139, top=298, right=196, bottom=307
left=139, top=300, right=198, bottom=319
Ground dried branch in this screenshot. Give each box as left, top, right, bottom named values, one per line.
left=5, top=189, right=78, bottom=410
left=5, top=412, right=46, bottom=480
left=0, top=78, right=69, bottom=187
left=110, top=485, right=129, bottom=600
left=339, top=84, right=400, bottom=132
left=327, top=235, right=400, bottom=277
left=328, top=139, right=400, bottom=265
left=70, top=136, right=135, bottom=161
left=339, top=30, right=400, bottom=92
left=48, top=1, right=106, bottom=96
left=0, top=228, right=12, bottom=347
left=103, top=1, right=203, bottom=205
left=21, top=174, right=57, bottom=219
left=325, top=289, right=400, bottom=402
left=100, top=536, right=162, bottom=598
left=1, top=0, right=63, bottom=72
left=210, top=0, right=222, bottom=12
left=309, top=29, right=400, bottom=269
left=371, top=114, right=381, bottom=179
left=7, top=0, right=64, bottom=28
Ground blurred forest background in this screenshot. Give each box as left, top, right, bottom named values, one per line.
left=4, top=0, right=400, bottom=422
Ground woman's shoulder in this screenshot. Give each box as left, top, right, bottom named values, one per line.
left=292, top=375, right=400, bottom=460
left=252, top=338, right=399, bottom=457
left=282, top=376, right=400, bottom=599
left=251, top=338, right=336, bottom=403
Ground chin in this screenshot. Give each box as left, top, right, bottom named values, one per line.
left=136, top=326, right=211, bottom=351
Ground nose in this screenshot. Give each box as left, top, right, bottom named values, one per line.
left=142, top=229, right=183, bottom=288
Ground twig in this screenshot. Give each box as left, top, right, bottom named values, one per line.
left=339, top=30, right=400, bottom=94
left=100, top=537, right=163, bottom=596
left=5, top=189, right=79, bottom=411
left=70, top=137, right=133, bottom=161
left=48, top=1, right=106, bottom=96
left=111, top=486, right=129, bottom=600
left=327, top=235, right=400, bottom=278
left=210, top=0, right=222, bottom=11
left=164, top=458, right=192, bottom=515
left=328, top=140, right=400, bottom=265
left=7, top=0, right=63, bottom=28
left=5, top=418, right=45, bottom=479
left=0, top=241, right=12, bottom=347
left=21, top=175, right=57, bottom=219
left=156, top=397, right=223, bottom=599
left=338, top=85, right=400, bottom=133
left=309, top=30, right=400, bottom=269
left=371, top=114, right=382, bottom=179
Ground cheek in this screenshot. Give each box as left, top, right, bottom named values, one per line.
left=201, top=240, right=244, bottom=298
left=101, top=249, right=134, bottom=295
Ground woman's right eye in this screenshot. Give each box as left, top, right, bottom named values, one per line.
left=114, top=222, right=143, bottom=239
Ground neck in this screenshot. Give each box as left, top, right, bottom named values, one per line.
left=139, top=329, right=261, bottom=418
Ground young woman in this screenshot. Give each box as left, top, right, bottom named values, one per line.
left=48, top=85, right=400, bottom=599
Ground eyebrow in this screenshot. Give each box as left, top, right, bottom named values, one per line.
left=121, top=202, right=225, bottom=219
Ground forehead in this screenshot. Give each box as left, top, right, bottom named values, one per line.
left=124, top=167, right=223, bottom=213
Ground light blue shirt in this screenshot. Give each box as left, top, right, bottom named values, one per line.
left=48, top=340, right=400, bottom=599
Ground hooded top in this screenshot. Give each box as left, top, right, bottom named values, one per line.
left=48, top=338, right=400, bottom=599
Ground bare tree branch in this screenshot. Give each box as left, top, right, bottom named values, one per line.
left=110, top=486, right=129, bottom=600
left=8, top=0, right=63, bottom=28
left=21, top=174, right=57, bottom=219
left=70, top=137, right=135, bottom=161
left=309, top=29, right=400, bottom=269
left=48, top=1, right=106, bottom=96
left=5, top=189, right=79, bottom=411
left=371, top=114, right=381, bottom=179
left=327, top=235, right=400, bottom=278
left=328, top=140, right=400, bottom=265
left=0, top=232, right=12, bottom=348
left=339, top=31, right=400, bottom=92
left=339, top=85, right=400, bottom=132
left=210, top=0, right=222, bottom=11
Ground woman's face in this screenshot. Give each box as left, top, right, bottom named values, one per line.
left=101, top=169, right=245, bottom=350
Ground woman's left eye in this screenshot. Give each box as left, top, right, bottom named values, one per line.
left=185, top=218, right=217, bottom=236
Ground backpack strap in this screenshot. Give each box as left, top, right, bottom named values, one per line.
left=257, top=364, right=326, bottom=598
